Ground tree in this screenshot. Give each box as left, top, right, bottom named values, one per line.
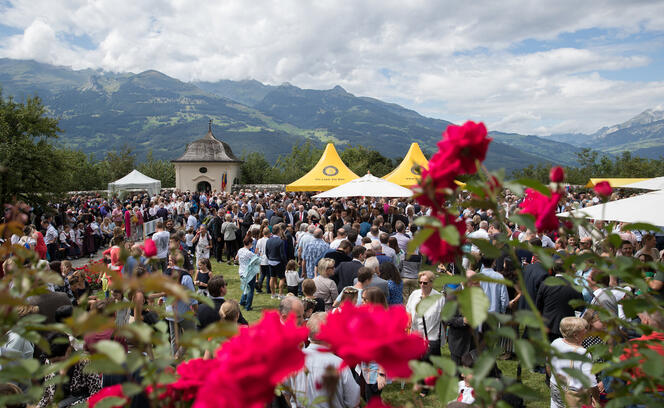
left=96, top=145, right=136, bottom=184
left=340, top=145, right=395, bottom=177
left=138, top=151, right=175, bottom=188
left=239, top=151, right=272, bottom=184
left=0, top=91, right=66, bottom=206
left=57, top=148, right=104, bottom=191
left=272, top=141, right=323, bottom=183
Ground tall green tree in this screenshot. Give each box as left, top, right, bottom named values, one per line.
left=240, top=151, right=273, bottom=184
left=340, top=145, right=395, bottom=177
left=96, top=145, right=136, bottom=183
left=272, top=141, right=323, bottom=183
left=0, top=92, right=65, bottom=205
left=57, top=148, right=104, bottom=191
left=138, top=151, right=175, bottom=187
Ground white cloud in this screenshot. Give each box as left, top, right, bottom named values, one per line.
left=0, top=0, right=663, bottom=135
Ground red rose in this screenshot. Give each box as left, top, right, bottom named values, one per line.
left=194, top=311, right=308, bottom=408
left=414, top=121, right=491, bottom=208
left=594, top=181, right=613, bottom=198
left=89, top=385, right=127, bottom=408
left=419, top=212, right=466, bottom=264
left=437, top=121, right=492, bottom=175
left=519, top=188, right=562, bottom=232
left=549, top=166, right=565, bottom=183
left=151, top=358, right=221, bottom=403
left=316, top=302, right=427, bottom=378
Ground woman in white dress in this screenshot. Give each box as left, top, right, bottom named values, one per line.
left=193, top=224, right=212, bottom=264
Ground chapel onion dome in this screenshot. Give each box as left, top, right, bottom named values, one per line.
left=172, top=121, right=243, bottom=163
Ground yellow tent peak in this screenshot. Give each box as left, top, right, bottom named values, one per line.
left=382, top=143, right=429, bottom=188
left=584, top=178, right=650, bottom=188
left=286, top=144, right=359, bottom=191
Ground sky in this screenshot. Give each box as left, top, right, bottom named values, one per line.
left=1, top=0, right=663, bottom=136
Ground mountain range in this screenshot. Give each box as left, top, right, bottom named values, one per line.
left=1, top=58, right=661, bottom=173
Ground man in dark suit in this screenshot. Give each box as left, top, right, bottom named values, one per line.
left=284, top=204, right=296, bottom=226
left=335, top=245, right=366, bottom=291
left=295, top=205, right=308, bottom=224
left=536, top=262, right=584, bottom=342
left=518, top=243, right=548, bottom=311
left=197, top=275, right=248, bottom=328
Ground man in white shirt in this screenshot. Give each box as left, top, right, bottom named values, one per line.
left=255, top=227, right=272, bottom=294
left=42, top=220, right=59, bottom=261
left=290, top=312, right=360, bottom=408
left=393, top=221, right=411, bottom=253
left=152, top=221, right=170, bottom=273
left=329, top=228, right=347, bottom=251
left=186, top=211, right=197, bottom=231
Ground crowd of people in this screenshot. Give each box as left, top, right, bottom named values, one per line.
left=1, top=184, right=663, bottom=407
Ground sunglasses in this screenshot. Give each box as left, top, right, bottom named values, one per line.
left=343, top=287, right=359, bottom=293
left=418, top=281, right=431, bottom=285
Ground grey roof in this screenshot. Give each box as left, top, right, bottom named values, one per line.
left=173, top=126, right=242, bottom=163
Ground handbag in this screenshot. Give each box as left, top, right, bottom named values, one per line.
left=560, top=345, right=598, bottom=408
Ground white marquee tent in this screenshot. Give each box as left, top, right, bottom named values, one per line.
left=623, top=176, right=664, bottom=190
left=108, top=169, right=161, bottom=197
left=557, top=189, right=664, bottom=226
left=313, top=173, right=413, bottom=198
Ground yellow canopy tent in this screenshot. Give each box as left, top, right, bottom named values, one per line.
left=382, top=143, right=429, bottom=187
left=585, top=178, right=650, bottom=188
left=286, top=143, right=359, bottom=191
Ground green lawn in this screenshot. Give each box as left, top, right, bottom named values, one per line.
left=211, top=261, right=550, bottom=407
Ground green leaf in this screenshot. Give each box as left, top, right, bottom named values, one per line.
left=409, top=360, right=439, bottom=381
left=408, top=228, right=434, bottom=253
left=543, top=276, right=567, bottom=287
left=429, top=356, right=456, bottom=375
left=509, top=213, right=535, bottom=232
left=641, top=349, right=664, bottom=378
left=95, top=396, right=127, bottom=408
left=505, top=383, right=541, bottom=401
left=438, top=275, right=466, bottom=286
left=621, top=223, right=661, bottom=232
left=494, top=326, right=516, bottom=340
left=434, top=374, right=459, bottom=403
left=472, top=352, right=496, bottom=381
left=415, top=294, right=442, bottom=316
left=440, top=225, right=461, bottom=246
left=516, top=178, right=551, bottom=196
left=514, top=339, right=536, bottom=369
left=440, top=300, right=458, bottom=321
left=95, top=340, right=127, bottom=365
left=122, top=382, right=144, bottom=397
left=414, top=216, right=444, bottom=228
left=456, top=286, right=489, bottom=327
left=19, top=358, right=39, bottom=374
left=470, top=238, right=501, bottom=258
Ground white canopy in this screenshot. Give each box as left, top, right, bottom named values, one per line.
left=623, top=176, right=664, bottom=190
left=557, top=189, right=664, bottom=226
left=313, top=173, right=413, bottom=198
left=108, top=169, right=161, bottom=197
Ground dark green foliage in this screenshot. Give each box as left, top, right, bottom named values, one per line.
left=239, top=151, right=273, bottom=184
left=137, top=151, right=175, bottom=188
left=339, top=145, right=395, bottom=177
left=0, top=91, right=64, bottom=205
left=511, top=148, right=664, bottom=184
left=238, top=142, right=397, bottom=184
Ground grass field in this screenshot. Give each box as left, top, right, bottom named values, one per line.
left=211, top=261, right=550, bottom=407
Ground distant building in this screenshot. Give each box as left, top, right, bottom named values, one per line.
left=172, top=121, right=242, bottom=192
